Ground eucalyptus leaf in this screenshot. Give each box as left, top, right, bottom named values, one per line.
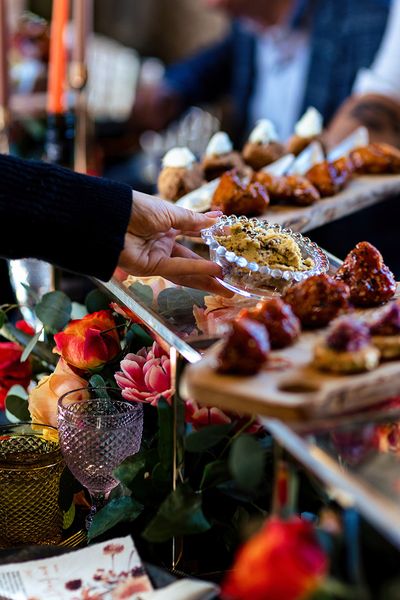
left=128, top=283, right=154, bottom=307
left=5, top=390, right=30, bottom=423
left=1, top=323, right=57, bottom=366
left=143, top=483, right=210, bottom=542
left=20, top=328, right=42, bottom=363
left=0, top=310, right=6, bottom=328
left=114, top=452, right=147, bottom=487
left=35, top=291, right=72, bottom=333
left=229, top=435, right=265, bottom=492
left=157, top=288, right=197, bottom=323
left=85, top=289, right=110, bottom=313
left=185, top=288, right=207, bottom=308
left=200, top=459, right=230, bottom=490
left=185, top=424, right=233, bottom=453
left=89, top=374, right=109, bottom=398
left=88, top=497, right=143, bottom=541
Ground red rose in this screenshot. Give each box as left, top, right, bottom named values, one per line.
left=54, top=310, right=120, bottom=371
left=15, top=320, right=36, bottom=336
left=0, top=342, right=32, bottom=410
left=222, top=517, right=328, bottom=600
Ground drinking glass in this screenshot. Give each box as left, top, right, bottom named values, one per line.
left=0, top=423, right=64, bottom=547
left=58, top=388, right=143, bottom=523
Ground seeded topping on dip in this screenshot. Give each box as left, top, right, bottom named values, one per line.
left=370, top=302, right=400, bottom=336
left=215, top=222, right=314, bottom=271
left=326, top=317, right=371, bottom=352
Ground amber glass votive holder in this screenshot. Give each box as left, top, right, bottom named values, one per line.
left=0, top=423, right=65, bottom=547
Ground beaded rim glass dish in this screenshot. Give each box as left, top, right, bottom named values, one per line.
left=201, top=215, right=330, bottom=298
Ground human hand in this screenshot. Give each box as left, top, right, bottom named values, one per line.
left=118, top=191, right=233, bottom=297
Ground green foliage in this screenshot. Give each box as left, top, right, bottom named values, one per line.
left=229, top=434, right=266, bottom=492
left=5, top=385, right=30, bottom=423
left=35, top=291, right=72, bottom=333
left=128, top=283, right=154, bottom=307
left=157, top=398, right=173, bottom=471
left=20, top=328, right=43, bottom=362
left=0, top=310, right=6, bottom=328
left=114, top=452, right=147, bottom=488
left=200, top=459, right=230, bottom=490
left=157, top=288, right=206, bottom=323
left=143, top=483, right=211, bottom=542
left=85, top=289, right=110, bottom=313
left=185, top=423, right=233, bottom=453
left=88, top=497, right=143, bottom=541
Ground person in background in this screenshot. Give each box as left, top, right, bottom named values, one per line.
left=0, top=153, right=229, bottom=297
left=132, top=0, right=393, bottom=145
left=325, top=0, right=400, bottom=147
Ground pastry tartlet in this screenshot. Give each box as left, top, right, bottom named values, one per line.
left=283, top=274, right=350, bottom=328
left=211, top=170, right=269, bottom=216
left=202, top=132, right=246, bottom=181
left=314, top=317, right=380, bottom=374
left=242, top=119, right=286, bottom=170
left=370, top=301, right=400, bottom=359
left=157, top=147, right=204, bottom=201
left=335, top=241, right=396, bottom=307
left=287, top=107, right=324, bottom=156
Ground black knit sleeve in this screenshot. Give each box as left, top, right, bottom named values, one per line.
left=0, top=154, right=132, bottom=281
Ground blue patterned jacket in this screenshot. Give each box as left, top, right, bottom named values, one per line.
left=165, top=0, right=392, bottom=143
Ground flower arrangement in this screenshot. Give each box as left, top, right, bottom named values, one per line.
left=1, top=287, right=400, bottom=597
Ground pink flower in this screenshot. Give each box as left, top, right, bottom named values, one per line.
left=115, top=342, right=173, bottom=406
left=185, top=398, right=232, bottom=429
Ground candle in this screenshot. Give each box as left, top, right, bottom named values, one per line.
left=0, top=0, right=10, bottom=115
left=47, top=0, right=69, bottom=115
left=71, top=0, right=92, bottom=89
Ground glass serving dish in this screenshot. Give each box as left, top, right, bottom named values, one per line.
left=201, top=215, right=329, bottom=298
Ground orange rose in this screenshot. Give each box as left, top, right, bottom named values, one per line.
left=29, top=359, right=89, bottom=427
left=53, top=310, right=120, bottom=370
left=222, top=517, right=328, bottom=600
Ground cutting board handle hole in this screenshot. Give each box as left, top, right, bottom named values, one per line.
left=279, top=382, right=320, bottom=394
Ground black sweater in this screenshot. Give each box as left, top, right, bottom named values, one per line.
left=0, top=154, right=132, bottom=281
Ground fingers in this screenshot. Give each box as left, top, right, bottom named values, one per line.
left=156, top=256, right=222, bottom=279
left=166, top=204, right=222, bottom=235
left=171, top=242, right=205, bottom=261
left=166, top=274, right=234, bottom=298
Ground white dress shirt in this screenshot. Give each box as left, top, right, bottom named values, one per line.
left=353, top=0, right=400, bottom=100
left=248, top=25, right=311, bottom=141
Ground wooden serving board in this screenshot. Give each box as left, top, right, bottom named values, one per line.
left=183, top=303, right=400, bottom=422
left=269, top=174, right=400, bottom=233
left=178, top=174, right=400, bottom=234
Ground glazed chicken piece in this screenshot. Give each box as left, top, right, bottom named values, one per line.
left=211, top=170, right=270, bottom=216
left=283, top=274, right=351, bottom=328
left=217, top=318, right=270, bottom=375
left=349, top=143, right=400, bottom=175
left=335, top=241, right=396, bottom=307
left=237, top=297, right=301, bottom=349
left=305, top=156, right=354, bottom=197
left=256, top=172, right=320, bottom=206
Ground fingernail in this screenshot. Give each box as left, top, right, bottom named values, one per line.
left=205, top=211, right=223, bottom=217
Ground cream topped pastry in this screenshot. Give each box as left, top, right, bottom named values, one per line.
left=205, top=132, right=233, bottom=157
left=370, top=301, right=400, bottom=358
left=314, top=316, right=380, bottom=373
left=162, top=147, right=196, bottom=169
left=249, top=120, right=279, bottom=144
left=157, top=146, right=204, bottom=202
left=215, top=222, right=313, bottom=271
left=287, top=107, right=324, bottom=156
left=295, top=107, right=323, bottom=138
left=202, top=132, right=246, bottom=181
left=243, top=119, right=285, bottom=170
